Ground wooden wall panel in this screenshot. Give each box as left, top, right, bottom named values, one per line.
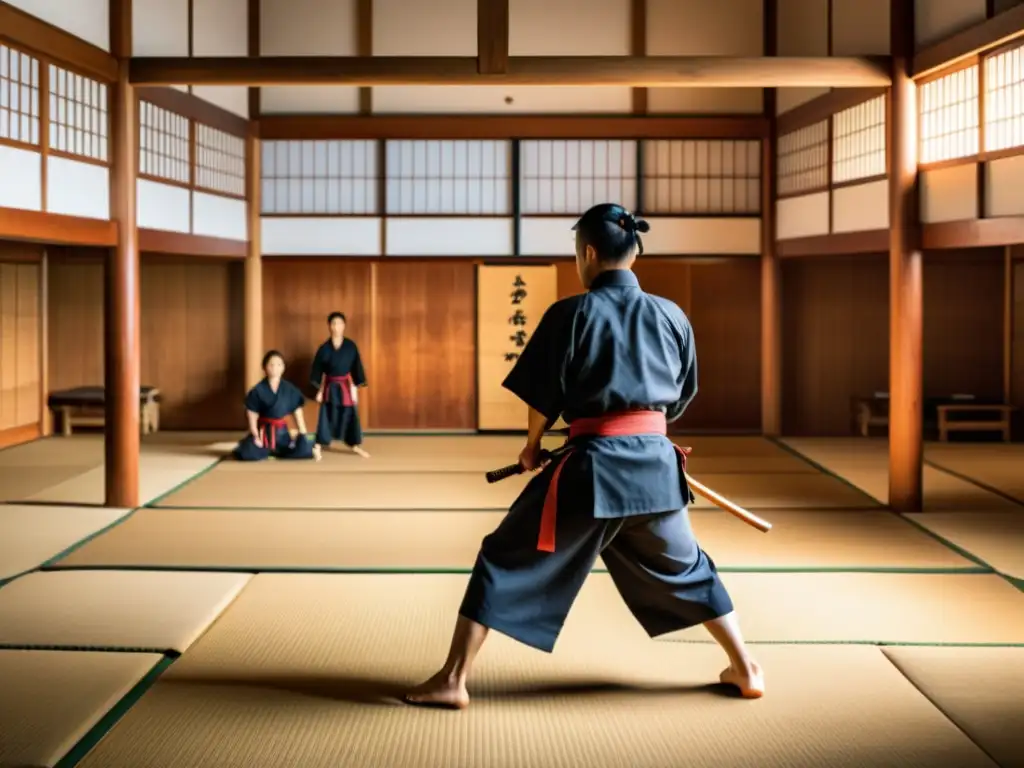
left=371, top=261, right=476, bottom=429
left=140, top=258, right=246, bottom=429
left=47, top=251, right=105, bottom=393
left=261, top=260, right=476, bottom=431
left=556, top=259, right=761, bottom=432
left=0, top=260, right=41, bottom=434
left=47, top=252, right=246, bottom=430
left=685, top=260, right=762, bottom=431
left=782, top=251, right=1007, bottom=436
left=782, top=255, right=890, bottom=436
left=261, top=259, right=373, bottom=430
left=923, top=251, right=1004, bottom=400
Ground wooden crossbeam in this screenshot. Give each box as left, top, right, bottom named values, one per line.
left=129, top=55, right=892, bottom=88
left=256, top=114, right=768, bottom=140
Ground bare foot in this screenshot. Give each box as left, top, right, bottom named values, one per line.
left=352, top=445, right=370, bottom=459
left=719, top=661, right=764, bottom=699
left=403, top=672, right=469, bottom=710
left=312, top=445, right=322, bottom=462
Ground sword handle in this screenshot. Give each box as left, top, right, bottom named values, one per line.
left=485, top=449, right=558, bottom=484
left=485, top=462, right=525, bottom=483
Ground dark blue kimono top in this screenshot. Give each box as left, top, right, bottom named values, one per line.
left=310, top=338, right=367, bottom=392
left=244, top=378, right=306, bottom=420
left=502, top=268, right=698, bottom=519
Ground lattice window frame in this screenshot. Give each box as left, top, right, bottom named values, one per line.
left=918, top=63, right=980, bottom=166
left=776, top=120, right=829, bottom=197
left=385, top=140, right=512, bottom=216
left=983, top=41, right=1024, bottom=154
left=0, top=43, right=41, bottom=148
left=832, top=95, right=887, bottom=184
left=195, top=123, right=245, bottom=199
left=261, top=139, right=379, bottom=216
left=138, top=100, right=191, bottom=186
left=48, top=63, right=108, bottom=164
left=641, top=140, right=761, bottom=215
left=519, top=140, right=638, bottom=215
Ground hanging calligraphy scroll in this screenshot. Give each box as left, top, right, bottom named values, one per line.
left=476, top=265, right=558, bottom=430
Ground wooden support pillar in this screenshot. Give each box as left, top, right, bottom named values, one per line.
left=39, top=249, right=49, bottom=436
left=1005, top=245, right=1014, bottom=408
left=105, top=0, right=140, bottom=508
left=888, top=0, right=923, bottom=511
left=761, top=0, right=781, bottom=436
left=244, top=128, right=264, bottom=389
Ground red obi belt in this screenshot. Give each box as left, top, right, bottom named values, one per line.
left=537, top=410, right=691, bottom=553
left=324, top=374, right=355, bottom=406
left=257, top=417, right=289, bottom=450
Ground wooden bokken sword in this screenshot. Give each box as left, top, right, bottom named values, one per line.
left=487, top=445, right=773, bottom=533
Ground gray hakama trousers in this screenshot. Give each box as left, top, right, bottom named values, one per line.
left=459, top=458, right=734, bottom=653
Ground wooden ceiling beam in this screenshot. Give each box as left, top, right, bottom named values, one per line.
left=256, top=114, right=768, bottom=140
left=129, top=55, right=891, bottom=88
left=478, top=0, right=509, bottom=75
left=913, top=2, right=1024, bottom=79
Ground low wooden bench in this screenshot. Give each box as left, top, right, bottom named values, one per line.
left=48, top=387, right=161, bottom=436
left=854, top=393, right=1014, bottom=441
left=853, top=396, right=890, bottom=437
left=936, top=404, right=1015, bottom=442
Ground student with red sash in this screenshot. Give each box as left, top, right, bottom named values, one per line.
left=311, top=312, right=369, bottom=458
left=234, top=351, right=319, bottom=462
left=405, top=204, right=764, bottom=709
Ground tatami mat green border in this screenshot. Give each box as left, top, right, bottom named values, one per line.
left=896, top=514, right=997, bottom=571
left=922, top=457, right=1024, bottom=508
left=769, top=437, right=895, bottom=504
left=0, top=642, right=179, bottom=654
left=143, top=457, right=228, bottom=508
left=52, top=654, right=178, bottom=768
left=664, top=639, right=1024, bottom=647
left=774, top=437, right=1024, bottom=594
left=40, top=563, right=992, bottom=575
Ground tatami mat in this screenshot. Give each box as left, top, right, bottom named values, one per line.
left=53, top=508, right=979, bottom=573
left=0, top=649, right=164, bottom=768
left=0, top=432, right=230, bottom=465
left=0, top=434, right=231, bottom=504
left=26, top=460, right=221, bottom=507
left=74, top=574, right=996, bottom=768
left=0, top=465, right=98, bottom=503
left=782, top=438, right=1020, bottom=511
left=925, top=443, right=1024, bottom=505
left=663, top=572, right=1024, bottom=644
left=904, top=512, right=1024, bottom=580
left=155, top=469, right=534, bottom=509
left=0, top=504, right=131, bottom=580
left=687, top=471, right=878, bottom=508
left=0, top=435, right=105, bottom=467
left=155, top=465, right=873, bottom=510
left=884, top=646, right=1024, bottom=768
left=0, top=570, right=252, bottom=653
